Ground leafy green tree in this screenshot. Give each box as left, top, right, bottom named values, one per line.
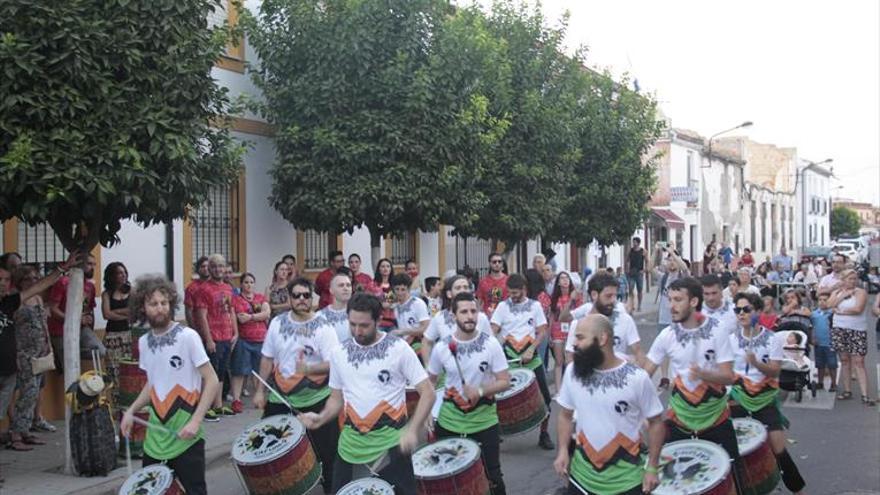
left=245, top=0, right=509, bottom=261
left=0, top=0, right=242, bottom=470
left=831, top=206, right=861, bottom=238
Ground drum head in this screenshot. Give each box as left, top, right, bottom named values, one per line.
left=336, top=477, right=395, bottom=495
left=496, top=368, right=535, bottom=400
left=653, top=440, right=731, bottom=495
left=733, top=417, right=767, bottom=456
left=412, top=438, right=481, bottom=480
left=231, top=414, right=304, bottom=465
left=118, top=464, right=174, bottom=495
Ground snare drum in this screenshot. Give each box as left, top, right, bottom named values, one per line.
left=734, top=418, right=780, bottom=495
left=336, top=477, right=395, bottom=495
left=413, top=438, right=490, bottom=495
left=118, top=464, right=184, bottom=495
left=406, top=386, right=420, bottom=418
left=653, top=440, right=735, bottom=495
left=231, top=415, right=322, bottom=495
left=117, top=360, right=147, bottom=406
left=118, top=408, right=149, bottom=459
left=495, top=368, right=547, bottom=436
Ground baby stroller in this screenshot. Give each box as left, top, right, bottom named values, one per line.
left=776, top=328, right=817, bottom=402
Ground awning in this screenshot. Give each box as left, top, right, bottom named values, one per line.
left=650, top=208, right=685, bottom=229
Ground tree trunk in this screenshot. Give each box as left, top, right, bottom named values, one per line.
left=63, top=267, right=85, bottom=475
left=370, top=227, right=382, bottom=273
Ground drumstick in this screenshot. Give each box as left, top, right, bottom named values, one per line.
left=131, top=415, right=176, bottom=436
left=125, top=437, right=132, bottom=476
left=367, top=450, right=390, bottom=477
left=251, top=370, right=300, bottom=415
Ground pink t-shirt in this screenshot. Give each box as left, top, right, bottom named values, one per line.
left=194, top=280, right=235, bottom=341
left=48, top=276, right=97, bottom=337
left=233, top=293, right=268, bottom=342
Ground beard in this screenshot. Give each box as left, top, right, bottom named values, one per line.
left=594, top=300, right=614, bottom=317
left=572, top=339, right=605, bottom=382
left=456, top=321, right=477, bottom=334
left=672, top=306, right=693, bottom=323
left=148, top=312, right=172, bottom=330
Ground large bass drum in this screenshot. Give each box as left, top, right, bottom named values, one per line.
left=412, top=437, right=489, bottom=495
left=653, top=439, right=735, bottom=495
left=495, top=368, right=547, bottom=436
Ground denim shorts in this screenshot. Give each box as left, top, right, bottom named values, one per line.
left=231, top=340, right=263, bottom=376
left=813, top=345, right=838, bottom=369
left=209, top=340, right=232, bottom=378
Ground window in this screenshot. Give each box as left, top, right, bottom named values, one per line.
left=449, top=231, right=492, bottom=278
left=760, top=202, right=767, bottom=252
left=789, top=206, right=794, bottom=250
left=210, top=0, right=245, bottom=73
left=191, top=182, right=242, bottom=272
left=302, top=230, right=337, bottom=271
left=16, top=222, right=67, bottom=271
left=389, top=231, right=416, bottom=266
left=686, top=151, right=697, bottom=188
left=750, top=200, right=757, bottom=252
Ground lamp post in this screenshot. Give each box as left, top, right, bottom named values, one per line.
left=704, top=121, right=753, bottom=168
left=798, top=158, right=833, bottom=249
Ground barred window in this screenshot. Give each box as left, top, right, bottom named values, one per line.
left=448, top=231, right=491, bottom=278
left=302, top=230, right=337, bottom=270
left=17, top=222, right=67, bottom=272
left=191, top=183, right=241, bottom=272
left=390, top=231, right=416, bottom=266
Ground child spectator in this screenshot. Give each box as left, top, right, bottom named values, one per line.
left=615, top=267, right=628, bottom=302
left=810, top=292, right=838, bottom=391
left=758, top=294, right=779, bottom=330
left=783, top=332, right=809, bottom=369
left=424, top=276, right=442, bottom=316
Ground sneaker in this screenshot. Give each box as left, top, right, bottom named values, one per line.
left=204, top=409, right=221, bottom=422
left=31, top=418, right=57, bottom=433
left=220, top=405, right=236, bottom=416
left=538, top=431, right=555, bottom=450
left=231, top=400, right=244, bottom=414
left=828, top=385, right=837, bottom=393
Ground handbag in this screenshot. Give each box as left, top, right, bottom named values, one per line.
left=30, top=316, right=56, bottom=374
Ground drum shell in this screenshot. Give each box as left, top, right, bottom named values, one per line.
left=416, top=455, right=490, bottom=495
left=117, top=360, right=147, bottom=406
left=233, top=429, right=321, bottom=495
left=496, top=377, right=546, bottom=436
left=736, top=421, right=780, bottom=495
left=413, top=439, right=490, bottom=495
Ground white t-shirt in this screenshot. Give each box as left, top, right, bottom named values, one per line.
left=427, top=332, right=508, bottom=397
left=570, top=301, right=628, bottom=320
left=393, top=296, right=430, bottom=332
left=328, top=332, right=428, bottom=424
left=262, top=313, right=339, bottom=382
left=318, top=305, right=350, bottom=343
left=793, top=271, right=818, bottom=285
left=490, top=298, right=547, bottom=347
left=556, top=362, right=663, bottom=467
left=818, top=273, right=841, bottom=290
left=646, top=317, right=734, bottom=393
left=729, top=327, right=784, bottom=385
left=424, top=309, right=492, bottom=343
left=138, top=325, right=209, bottom=406
left=564, top=310, right=640, bottom=360
left=702, top=300, right=738, bottom=336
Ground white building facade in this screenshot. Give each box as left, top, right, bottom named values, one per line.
left=796, top=160, right=833, bottom=249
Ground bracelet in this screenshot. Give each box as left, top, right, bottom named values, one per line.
left=644, top=464, right=658, bottom=474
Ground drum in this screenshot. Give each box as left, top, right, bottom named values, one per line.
left=734, top=418, right=780, bottom=495
left=118, top=464, right=184, bottom=495
left=231, top=414, right=321, bottom=495
left=495, top=368, right=547, bottom=436
left=413, top=438, right=490, bottom=495
left=406, top=386, right=420, bottom=418
left=653, top=440, right=735, bottom=495
left=129, top=325, right=150, bottom=360
left=117, top=360, right=147, bottom=406
left=336, top=477, right=395, bottom=495
left=117, top=408, right=150, bottom=459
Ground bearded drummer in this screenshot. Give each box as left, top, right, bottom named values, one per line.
left=641, top=277, right=747, bottom=492
left=120, top=275, right=220, bottom=495
left=728, top=292, right=806, bottom=494
left=252, top=277, right=340, bottom=494
left=490, top=274, right=554, bottom=450
left=426, top=292, right=511, bottom=494
left=298, top=293, right=435, bottom=494
left=554, top=314, right=665, bottom=495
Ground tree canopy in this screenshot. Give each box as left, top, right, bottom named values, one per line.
left=831, top=206, right=861, bottom=238
left=0, top=0, right=243, bottom=251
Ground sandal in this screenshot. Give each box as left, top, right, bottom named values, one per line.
left=7, top=440, right=34, bottom=451
left=861, top=395, right=876, bottom=407
left=836, top=391, right=852, bottom=400
left=21, top=435, right=45, bottom=445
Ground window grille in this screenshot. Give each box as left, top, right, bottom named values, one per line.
left=191, top=183, right=241, bottom=272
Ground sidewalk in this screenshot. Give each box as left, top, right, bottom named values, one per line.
left=0, top=404, right=263, bottom=495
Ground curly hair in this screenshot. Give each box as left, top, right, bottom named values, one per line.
left=128, top=274, right=179, bottom=323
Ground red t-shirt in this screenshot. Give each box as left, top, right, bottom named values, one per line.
left=354, top=272, right=376, bottom=294
left=476, top=275, right=508, bottom=317
left=758, top=313, right=779, bottom=331
left=315, top=268, right=335, bottom=309
left=48, top=276, right=97, bottom=337
left=194, top=280, right=235, bottom=342
left=740, top=253, right=754, bottom=267
left=233, top=293, right=268, bottom=342
left=184, top=279, right=206, bottom=309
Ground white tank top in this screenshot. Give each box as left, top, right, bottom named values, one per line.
left=834, top=294, right=866, bottom=331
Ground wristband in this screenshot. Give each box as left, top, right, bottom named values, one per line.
left=644, top=463, right=658, bottom=474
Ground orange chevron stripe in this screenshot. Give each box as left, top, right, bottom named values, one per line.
left=273, top=368, right=328, bottom=394
left=505, top=335, right=535, bottom=353
left=735, top=375, right=778, bottom=395
left=575, top=431, right=640, bottom=470
left=673, top=376, right=725, bottom=404
left=345, top=401, right=407, bottom=434
left=150, top=384, right=200, bottom=419
left=444, top=387, right=476, bottom=411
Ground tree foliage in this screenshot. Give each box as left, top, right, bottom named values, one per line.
left=830, top=206, right=861, bottom=238
left=245, top=0, right=509, bottom=245
left=0, top=0, right=243, bottom=251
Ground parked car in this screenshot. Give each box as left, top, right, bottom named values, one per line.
left=831, top=242, right=860, bottom=261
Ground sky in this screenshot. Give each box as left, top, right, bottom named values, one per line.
left=536, top=0, right=879, bottom=205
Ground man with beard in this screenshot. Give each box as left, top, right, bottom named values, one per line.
left=554, top=314, right=665, bottom=495
left=642, top=277, right=745, bottom=491
left=564, top=273, right=643, bottom=365
left=422, top=275, right=492, bottom=365
left=48, top=253, right=101, bottom=367
left=184, top=256, right=209, bottom=329
left=255, top=277, right=340, bottom=494
left=490, top=274, right=553, bottom=450
left=316, top=250, right=345, bottom=309
left=121, top=275, right=220, bottom=495
left=427, top=293, right=511, bottom=494
left=700, top=275, right=737, bottom=335
left=476, top=253, right=509, bottom=317
left=298, top=293, right=434, bottom=494
left=319, top=272, right=353, bottom=343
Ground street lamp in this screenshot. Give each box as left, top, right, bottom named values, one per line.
left=704, top=121, right=753, bottom=168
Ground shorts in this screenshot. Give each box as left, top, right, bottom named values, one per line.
left=550, top=323, right=568, bottom=343
left=813, top=345, right=838, bottom=369
left=209, top=340, right=233, bottom=379
left=730, top=402, right=785, bottom=432
left=627, top=271, right=644, bottom=293
left=830, top=327, right=867, bottom=356
left=231, top=340, right=263, bottom=376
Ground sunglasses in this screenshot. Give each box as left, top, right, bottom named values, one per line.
left=490, top=260, right=504, bottom=264
left=290, top=292, right=311, bottom=300
left=733, top=306, right=753, bottom=314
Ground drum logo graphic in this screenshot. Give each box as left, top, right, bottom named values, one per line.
left=479, top=361, right=489, bottom=372
left=169, top=355, right=183, bottom=370
left=377, top=369, right=391, bottom=384
left=703, top=349, right=716, bottom=363
left=614, top=401, right=629, bottom=415
left=659, top=448, right=722, bottom=490
left=239, top=422, right=294, bottom=459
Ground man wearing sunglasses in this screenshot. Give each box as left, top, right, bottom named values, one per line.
left=254, top=277, right=340, bottom=494
left=476, top=253, right=509, bottom=318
